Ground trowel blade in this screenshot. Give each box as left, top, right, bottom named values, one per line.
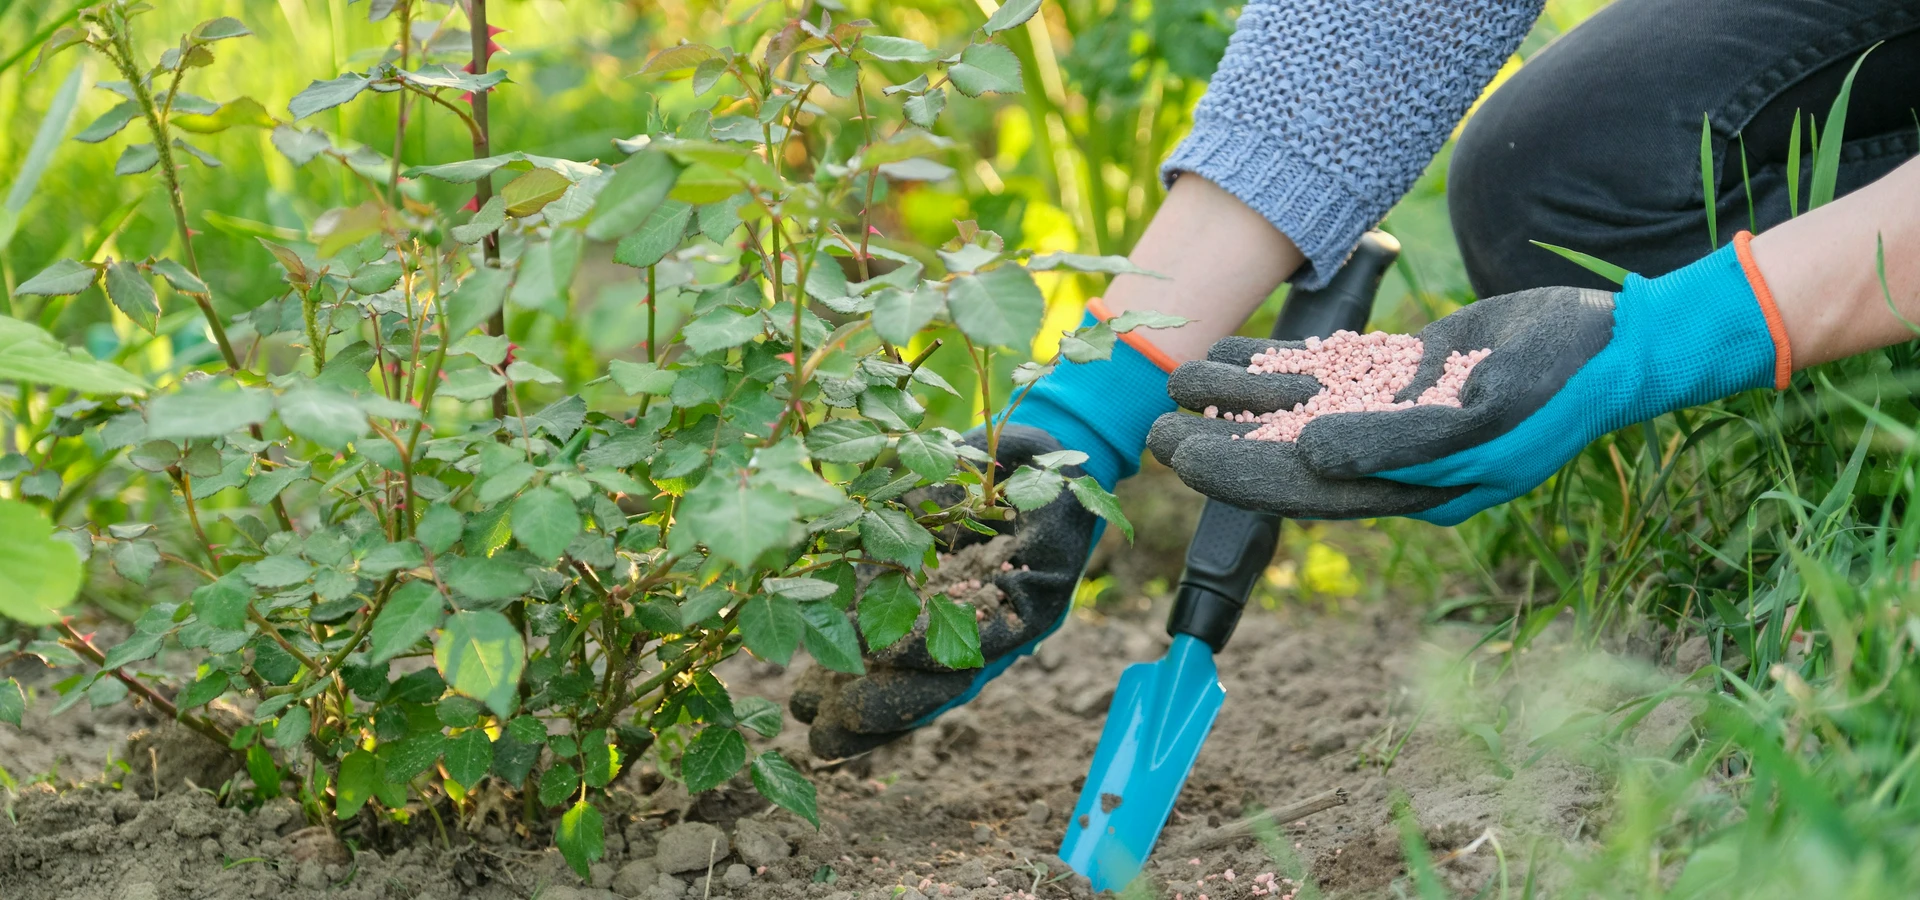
left=1058, top=634, right=1226, bottom=892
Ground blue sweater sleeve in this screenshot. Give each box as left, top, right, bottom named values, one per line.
left=1163, top=0, right=1545, bottom=289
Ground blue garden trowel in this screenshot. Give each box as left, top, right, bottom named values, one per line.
left=1059, top=231, right=1402, bottom=892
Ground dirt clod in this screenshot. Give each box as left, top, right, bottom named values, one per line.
left=654, top=821, right=729, bottom=874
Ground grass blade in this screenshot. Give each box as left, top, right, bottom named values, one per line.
left=1808, top=45, right=1877, bottom=210
left=1700, top=114, right=1718, bottom=248
left=1738, top=133, right=1756, bottom=235
left=1786, top=110, right=1801, bottom=217
left=0, top=63, right=83, bottom=253
left=1878, top=235, right=1920, bottom=336
left=1528, top=240, right=1628, bottom=285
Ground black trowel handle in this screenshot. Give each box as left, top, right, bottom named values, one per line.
left=1166, top=231, right=1401, bottom=652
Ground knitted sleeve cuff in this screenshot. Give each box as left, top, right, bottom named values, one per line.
left=1161, top=113, right=1372, bottom=291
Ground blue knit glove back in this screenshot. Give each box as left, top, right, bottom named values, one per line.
left=1148, top=236, right=1790, bottom=525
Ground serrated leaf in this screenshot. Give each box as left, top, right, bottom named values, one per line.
left=75, top=102, right=140, bottom=143
left=861, top=35, right=938, bottom=63
left=0, top=678, right=20, bottom=727
left=277, top=386, right=367, bottom=450
left=192, top=16, right=253, bottom=42
left=382, top=731, right=446, bottom=783
left=512, top=486, right=581, bottom=562
left=104, top=262, right=158, bottom=333
left=903, top=88, right=946, bottom=129
left=114, top=143, right=159, bottom=176
left=857, top=571, right=922, bottom=651
left=246, top=555, right=313, bottom=588
left=172, top=97, right=276, bottom=134
left=335, top=750, right=377, bottom=818
left=500, top=167, right=571, bottom=218
left=435, top=611, right=526, bottom=717
left=946, top=264, right=1044, bottom=349
left=349, top=261, right=404, bottom=295
left=806, top=419, right=887, bottom=464
left=101, top=630, right=162, bottom=671
left=146, top=384, right=272, bottom=439
left=613, top=200, right=694, bottom=269
left=763, top=577, right=839, bottom=600
left=271, top=125, right=333, bottom=166
left=1068, top=475, right=1133, bottom=541
left=417, top=505, right=464, bottom=554
left=190, top=574, right=251, bottom=631
left=870, top=284, right=944, bottom=345
left=443, top=728, right=493, bottom=788
left=1108, top=309, right=1190, bottom=332
left=1002, top=465, right=1065, bottom=511
left=860, top=508, right=933, bottom=568
left=1028, top=252, right=1160, bottom=277
left=150, top=259, right=209, bottom=295
left=681, top=307, right=763, bottom=355
left=582, top=729, right=620, bottom=787
left=739, top=593, right=805, bottom=665
left=369, top=581, right=443, bottom=664
left=948, top=43, right=1022, bottom=97
left=733, top=696, right=784, bottom=738
left=539, top=760, right=581, bottom=806
left=608, top=359, right=678, bottom=395
left=799, top=601, right=864, bottom=674
left=1059, top=321, right=1116, bottom=363
left=678, top=474, right=798, bottom=568
left=925, top=595, right=985, bottom=669
left=586, top=151, right=680, bottom=242
left=750, top=751, right=819, bottom=827
left=556, top=800, right=605, bottom=879
left=15, top=259, right=99, bottom=296
left=642, top=42, right=725, bottom=74
left=452, top=196, right=507, bottom=244
left=982, top=0, right=1043, bottom=33
left=440, top=555, right=534, bottom=603
left=683, top=726, right=748, bottom=793
left=274, top=706, right=312, bottom=748
left=895, top=431, right=957, bottom=480
left=289, top=72, right=372, bottom=120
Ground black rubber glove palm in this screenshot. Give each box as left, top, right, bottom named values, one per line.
left=791, top=425, right=1097, bottom=759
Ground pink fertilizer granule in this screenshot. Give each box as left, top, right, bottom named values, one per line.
left=1207, top=330, right=1491, bottom=442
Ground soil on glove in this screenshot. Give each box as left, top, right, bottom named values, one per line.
left=920, top=534, right=1020, bottom=626
left=1, top=598, right=1613, bottom=900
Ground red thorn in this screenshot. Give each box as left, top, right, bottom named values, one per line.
left=777, top=352, right=795, bottom=364
left=463, top=196, right=480, bottom=212
left=868, top=225, right=882, bottom=236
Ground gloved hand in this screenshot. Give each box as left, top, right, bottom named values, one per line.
left=791, top=424, right=1100, bottom=759
left=1147, top=236, right=1790, bottom=525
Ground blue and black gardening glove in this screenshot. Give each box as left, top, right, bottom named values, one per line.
left=1147, top=235, right=1792, bottom=525
left=792, top=305, right=1177, bottom=759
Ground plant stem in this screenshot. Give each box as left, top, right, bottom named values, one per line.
left=467, top=0, right=509, bottom=423
left=389, top=0, right=414, bottom=200
left=56, top=618, right=236, bottom=753
left=853, top=77, right=875, bottom=283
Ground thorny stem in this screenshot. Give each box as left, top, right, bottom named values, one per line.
left=853, top=77, right=876, bottom=282
left=389, top=0, right=415, bottom=200
left=56, top=619, right=237, bottom=754
left=468, top=0, right=510, bottom=423
left=169, top=468, right=219, bottom=570
left=971, top=339, right=1000, bottom=503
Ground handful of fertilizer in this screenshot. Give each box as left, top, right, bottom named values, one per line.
left=1204, top=330, right=1492, bottom=442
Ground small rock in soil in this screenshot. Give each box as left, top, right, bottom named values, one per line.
left=733, top=817, right=792, bottom=866
left=972, top=823, right=992, bottom=844
left=546, top=887, right=624, bottom=900
left=953, top=858, right=990, bottom=888
left=723, top=862, right=753, bottom=888
left=1068, top=684, right=1115, bottom=717
left=284, top=825, right=350, bottom=865
left=589, top=860, right=615, bottom=888
left=613, top=858, right=662, bottom=896
left=254, top=795, right=300, bottom=834
left=655, top=820, right=729, bottom=873
left=1026, top=798, right=1051, bottom=825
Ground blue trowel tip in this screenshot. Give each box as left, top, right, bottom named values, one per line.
left=1059, top=634, right=1226, bottom=892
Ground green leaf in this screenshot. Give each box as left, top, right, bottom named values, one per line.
left=0, top=316, right=149, bottom=395
left=903, top=88, right=946, bottom=130
left=501, top=167, right=572, bottom=218
left=151, top=259, right=209, bottom=295
left=800, top=601, right=865, bottom=674
left=382, top=731, right=447, bottom=783
left=683, top=726, right=748, bottom=793
left=452, top=196, right=507, bottom=245
left=807, top=419, right=888, bottom=464
left=289, top=72, right=372, bottom=120
left=586, top=151, right=680, bottom=242
left=678, top=587, right=733, bottom=629
left=349, top=261, right=404, bottom=295
left=1107, top=309, right=1189, bottom=333
left=398, top=64, right=510, bottom=93
left=925, top=595, right=985, bottom=669
left=0, top=678, right=21, bottom=727
left=190, top=574, right=250, bottom=631
left=895, top=431, right=957, bottom=480
left=733, top=696, right=784, bottom=738
left=641, top=42, right=725, bottom=74
left=443, top=729, right=493, bottom=788
left=358, top=541, right=424, bottom=576
left=860, top=508, right=933, bottom=568
left=860, top=35, right=938, bottom=63
left=555, top=800, right=606, bottom=879
left=173, top=97, right=277, bottom=134
left=335, top=750, right=378, bottom=818
left=245, top=555, right=313, bottom=588
left=176, top=671, right=229, bottom=710
left=192, top=16, right=253, bottom=41
left=1527, top=241, right=1628, bottom=286
left=115, top=143, right=160, bottom=176
left=101, top=630, right=162, bottom=670
left=0, top=500, right=80, bottom=624
left=146, top=384, right=272, bottom=439
left=74, top=101, right=140, bottom=143
left=416, top=505, right=464, bottom=554
left=947, top=264, right=1044, bottom=349
left=439, top=367, right=507, bottom=402
left=15, top=259, right=100, bottom=296
left=858, top=386, right=924, bottom=430
left=982, top=0, right=1043, bottom=34
left=948, top=43, right=1023, bottom=97
left=369, top=581, right=444, bottom=664
left=682, top=308, right=765, bottom=355
left=104, top=262, right=158, bottom=333
left=1809, top=47, right=1872, bottom=211
left=612, top=200, right=693, bottom=268
left=511, top=486, right=581, bottom=562
left=435, top=611, right=527, bottom=718
left=871, top=283, right=945, bottom=346
left=857, top=571, right=922, bottom=651
left=749, top=751, right=819, bottom=827
left=678, top=474, right=798, bottom=568
left=1002, top=465, right=1065, bottom=511
left=609, top=359, right=679, bottom=395
left=277, top=386, right=368, bottom=450
left=1059, top=322, right=1116, bottom=363
left=539, top=760, right=581, bottom=806
left=1068, top=476, right=1133, bottom=541
left=582, top=729, right=621, bottom=787
left=738, top=592, right=805, bottom=665
left=440, top=555, right=534, bottom=603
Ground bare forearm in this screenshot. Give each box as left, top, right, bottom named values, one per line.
left=1100, top=174, right=1306, bottom=362
left=1752, top=155, right=1920, bottom=369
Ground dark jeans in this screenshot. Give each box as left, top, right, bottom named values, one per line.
left=1449, top=0, right=1920, bottom=296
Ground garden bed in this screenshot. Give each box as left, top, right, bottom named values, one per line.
left=2, top=598, right=1610, bottom=900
